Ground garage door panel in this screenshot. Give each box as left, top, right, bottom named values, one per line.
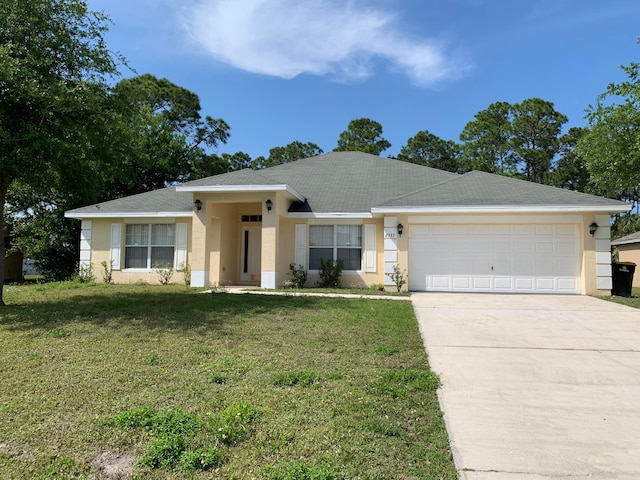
left=473, top=241, right=492, bottom=254
left=535, top=224, right=555, bottom=235
left=493, top=259, right=512, bottom=273
left=535, top=278, right=556, bottom=291
left=514, top=277, right=534, bottom=290
left=473, top=277, right=492, bottom=289
left=535, top=241, right=554, bottom=254
left=557, top=240, right=578, bottom=254
left=409, top=222, right=580, bottom=294
left=431, top=276, right=451, bottom=289
left=513, top=259, right=534, bottom=275
left=494, top=277, right=513, bottom=290
left=472, top=258, right=491, bottom=274
left=452, top=277, right=471, bottom=289
left=557, top=278, right=579, bottom=292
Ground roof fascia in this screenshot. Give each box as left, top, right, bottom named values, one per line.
left=65, top=212, right=193, bottom=219
left=371, top=205, right=631, bottom=214
left=611, top=239, right=640, bottom=246
left=288, top=212, right=373, bottom=219
left=176, top=184, right=305, bottom=202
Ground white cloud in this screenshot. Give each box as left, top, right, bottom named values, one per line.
left=178, top=0, right=469, bottom=86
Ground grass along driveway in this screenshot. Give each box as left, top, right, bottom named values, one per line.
left=0, top=283, right=455, bottom=479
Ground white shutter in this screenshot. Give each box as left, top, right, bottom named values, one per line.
left=175, top=223, right=188, bottom=269
left=110, top=223, right=122, bottom=270
left=364, top=224, right=376, bottom=273
left=294, top=224, right=307, bottom=269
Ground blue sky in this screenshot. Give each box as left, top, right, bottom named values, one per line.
left=89, top=0, right=640, bottom=159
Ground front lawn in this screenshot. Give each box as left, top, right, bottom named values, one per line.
left=0, top=283, right=455, bottom=479
left=605, top=287, right=640, bottom=309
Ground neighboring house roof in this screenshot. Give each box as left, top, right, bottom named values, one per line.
left=612, top=231, right=640, bottom=246
left=65, top=152, right=631, bottom=218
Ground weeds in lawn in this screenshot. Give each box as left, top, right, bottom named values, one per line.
left=46, top=327, right=71, bottom=338
left=113, top=406, right=220, bottom=473
left=272, top=370, right=320, bottom=387
left=209, top=372, right=226, bottom=384
left=261, top=462, right=339, bottom=480
left=175, top=447, right=224, bottom=472
left=213, top=401, right=260, bottom=445
left=147, top=350, right=161, bottom=365
left=0, top=283, right=456, bottom=479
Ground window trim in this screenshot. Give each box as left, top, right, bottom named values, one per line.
left=124, top=223, right=176, bottom=270
left=308, top=224, right=363, bottom=272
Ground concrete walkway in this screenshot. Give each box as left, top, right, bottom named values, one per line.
left=412, top=293, right=640, bottom=480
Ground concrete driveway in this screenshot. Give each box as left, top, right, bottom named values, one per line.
left=412, top=293, right=640, bottom=480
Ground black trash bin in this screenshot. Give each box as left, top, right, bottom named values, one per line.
left=611, top=262, right=636, bottom=297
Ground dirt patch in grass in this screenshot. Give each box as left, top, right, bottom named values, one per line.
left=90, top=451, right=136, bottom=480
left=0, top=442, right=31, bottom=460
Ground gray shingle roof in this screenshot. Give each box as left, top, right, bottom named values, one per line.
left=66, top=186, right=192, bottom=216
left=378, top=170, right=628, bottom=209
left=65, top=152, right=629, bottom=217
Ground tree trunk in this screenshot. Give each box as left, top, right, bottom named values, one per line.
left=0, top=181, right=8, bottom=306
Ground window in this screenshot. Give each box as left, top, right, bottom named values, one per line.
left=125, top=224, right=175, bottom=269
left=309, top=225, right=362, bottom=270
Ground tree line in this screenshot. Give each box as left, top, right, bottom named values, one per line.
left=1, top=0, right=639, bottom=301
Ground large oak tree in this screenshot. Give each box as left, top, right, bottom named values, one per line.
left=0, top=0, right=121, bottom=303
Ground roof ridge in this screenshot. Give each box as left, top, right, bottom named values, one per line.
left=377, top=169, right=464, bottom=205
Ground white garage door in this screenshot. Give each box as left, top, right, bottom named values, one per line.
left=409, top=223, right=581, bottom=293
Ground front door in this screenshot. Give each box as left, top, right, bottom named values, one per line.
left=240, top=226, right=262, bottom=282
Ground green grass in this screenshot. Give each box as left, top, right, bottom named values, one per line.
left=252, top=287, right=411, bottom=297
left=0, top=282, right=455, bottom=479
left=604, top=286, right=640, bottom=309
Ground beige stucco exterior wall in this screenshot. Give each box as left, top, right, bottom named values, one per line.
left=78, top=206, right=616, bottom=295
left=616, top=245, right=640, bottom=288
left=86, top=218, right=189, bottom=285
left=289, top=218, right=386, bottom=289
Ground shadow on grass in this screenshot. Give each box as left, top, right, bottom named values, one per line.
left=0, top=284, right=341, bottom=334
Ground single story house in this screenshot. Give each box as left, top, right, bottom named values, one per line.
left=65, top=152, right=630, bottom=295
left=611, top=231, right=640, bottom=288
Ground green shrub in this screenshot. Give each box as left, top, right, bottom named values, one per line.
left=152, top=263, right=174, bottom=285
left=73, top=263, right=95, bottom=283
left=316, top=258, right=343, bottom=288
left=288, top=263, right=307, bottom=288
left=389, top=264, right=407, bottom=292
left=100, top=260, right=113, bottom=284
left=179, top=262, right=191, bottom=286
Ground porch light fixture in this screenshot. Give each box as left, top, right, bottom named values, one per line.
left=589, top=222, right=598, bottom=236
left=194, top=199, right=202, bottom=211
left=397, top=223, right=404, bottom=237
left=265, top=199, right=273, bottom=212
